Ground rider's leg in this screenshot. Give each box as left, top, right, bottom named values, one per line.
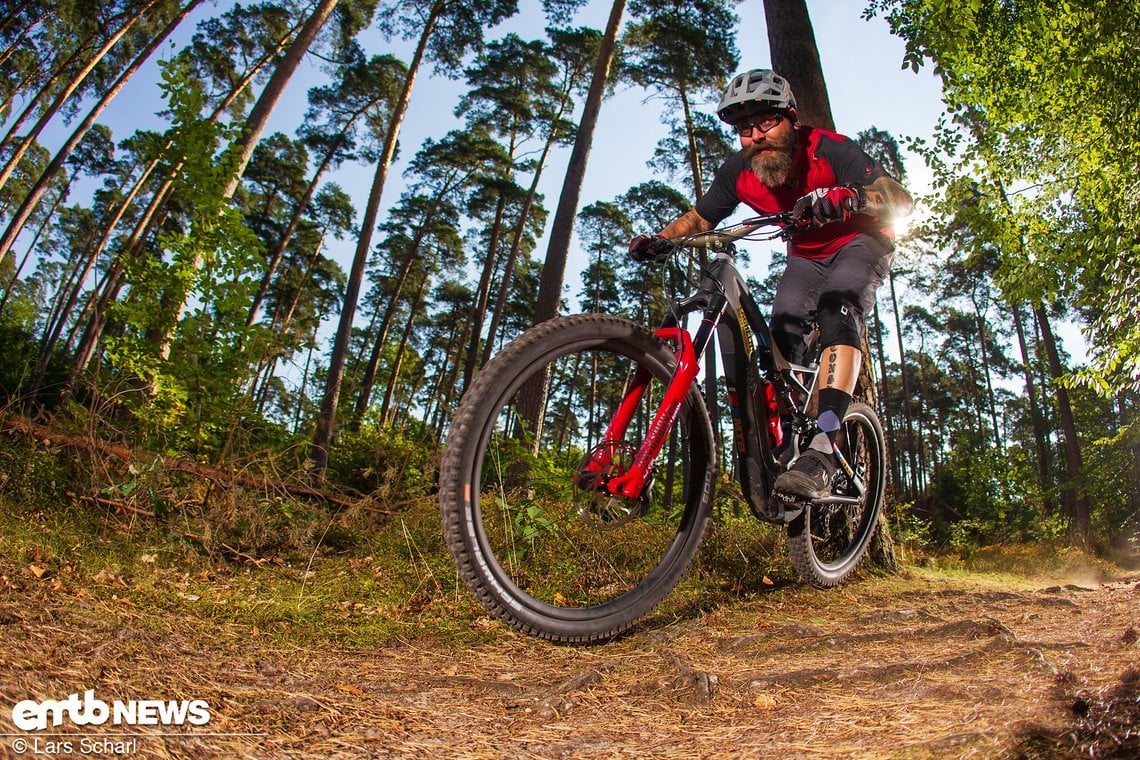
left=770, top=255, right=825, bottom=367
left=776, top=297, right=863, bottom=499
left=806, top=297, right=864, bottom=457
left=775, top=236, right=892, bottom=499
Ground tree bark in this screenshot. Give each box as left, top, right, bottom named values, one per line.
left=888, top=272, right=917, bottom=499
left=462, top=186, right=510, bottom=390
left=532, top=0, right=625, bottom=327
left=354, top=231, right=426, bottom=422
left=1011, top=303, right=1054, bottom=513
left=379, top=275, right=429, bottom=424
left=221, top=0, right=341, bottom=199
left=762, top=0, right=834, bottom=130
left=310, top=0, right=442, bottom=477
left=1033, top=304, right=1092, bottom=550
left=520, top=0, right=625, bottom=449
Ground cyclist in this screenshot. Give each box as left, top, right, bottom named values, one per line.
left=629, top=68, right=912, bottom=500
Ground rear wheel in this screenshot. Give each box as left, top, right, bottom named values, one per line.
left=787, top=401, right=885, bottom=587
left=439, top=314, right=716, bottom=643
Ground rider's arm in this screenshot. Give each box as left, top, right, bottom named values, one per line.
left=863, top=175, right=913, bottom=222
left=659, top=209, right=714, bottom=240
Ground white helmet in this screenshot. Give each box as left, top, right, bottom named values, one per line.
left=716, top=69, right=797, bottom=123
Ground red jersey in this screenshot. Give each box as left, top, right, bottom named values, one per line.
left=695, top=125, right=893, bottom=259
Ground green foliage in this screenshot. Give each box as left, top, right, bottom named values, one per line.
left=867, top=0, right=1140, bottom=393
left=102, top=56, right=268, bottom=449
left=0, top=317, right=67, bottom=407
left=325, top=423, right=434, bottom=497
left=930, top=437, right=1064, bottom=547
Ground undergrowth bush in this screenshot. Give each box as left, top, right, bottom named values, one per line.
left=0, top=317, right=71, bottom=411
left=325, top=423, right=435, bottom=498
left=0, top=425, right=381, bottom=560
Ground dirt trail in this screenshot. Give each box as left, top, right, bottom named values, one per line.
left=2, top=571, right=1138, bottom=759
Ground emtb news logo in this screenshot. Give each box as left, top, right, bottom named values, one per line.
left=11, top=690, right=211, bottom=731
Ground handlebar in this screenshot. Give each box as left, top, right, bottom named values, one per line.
left=671, top=212, right=802, bottom=250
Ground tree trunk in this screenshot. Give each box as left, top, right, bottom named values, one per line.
left=462, top=186, right=510, bottom=390
left=273, top=228, right=329, bottom=335
left=872, top=303, right=902, bottom=493
left=70, top=158, right=178, bottom=372
left=679, top=83, right=704, bottom=199
left=380, top=275, right=429, bottom=424
left=532, top=0, right=625, bottom=327
left=888, top=272, right=917, bottom=499
left=520, top=0, right=625, bottom=449
left=969, top=290, right=1001, bottom=451
left=762, top=0, right=834, bottom=130
left=310, top=0, right=442, bottom=477
left=481, top=117, right=567, bottom=366
left=1012, top=303, right=1054, bottom=513
left=1034, top=304, right=1092, bottom=550
left=354, top=239, right=422, bottom=422
left=1121, top=392, right=1140, bottom=524
left=222, top=0, right=341, bottom=199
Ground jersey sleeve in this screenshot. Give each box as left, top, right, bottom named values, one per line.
left=816, top=134, right=888, bottom=187
left=694, top=152, right=747, bottom=225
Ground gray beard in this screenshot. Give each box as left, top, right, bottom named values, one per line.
left=750, top=151, right=795, bottom=187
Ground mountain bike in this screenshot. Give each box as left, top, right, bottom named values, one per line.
left=439, top=214, right=886, bottom=643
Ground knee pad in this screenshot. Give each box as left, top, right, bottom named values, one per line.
left=816, top=294, right=863, bottom=350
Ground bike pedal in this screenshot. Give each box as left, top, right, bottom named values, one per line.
left=774, top=491, right=808, bottom=506
left=770, top=491, right=808, bottom=523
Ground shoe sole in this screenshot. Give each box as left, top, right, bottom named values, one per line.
left=774, top=472, right=829, bottom=500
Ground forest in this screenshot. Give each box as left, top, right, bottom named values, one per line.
left=0, top=0, right=1138, bottom=562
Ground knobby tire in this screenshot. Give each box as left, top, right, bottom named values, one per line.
left=440, top=314, right=716, bottom=643
left=787, top=401, right=886, bottom=587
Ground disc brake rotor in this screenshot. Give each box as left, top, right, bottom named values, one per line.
left=573, top=443, right=648, bottom=530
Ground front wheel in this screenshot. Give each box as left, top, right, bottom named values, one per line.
left=439, top=314, right=716, bottom=643
left=787, top=401, right=885, bottom=587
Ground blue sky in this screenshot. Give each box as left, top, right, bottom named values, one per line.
left=60, top=1, right=944, bottom=277
left=34, top=0, right=1088, bottom=363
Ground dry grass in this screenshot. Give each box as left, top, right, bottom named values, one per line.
left=2, top=514, right=1137, bottom=760
left=1, top=421, right=1137, bottom=758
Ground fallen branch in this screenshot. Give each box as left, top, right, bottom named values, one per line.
left=4, top=415, right=363, bottom=509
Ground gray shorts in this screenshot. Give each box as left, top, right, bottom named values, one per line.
left=770, top=234, right=893, bottom=362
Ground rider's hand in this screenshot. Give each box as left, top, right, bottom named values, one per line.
left=628, top=233, right=676, bottom=263
left=792, top=185, right=868, bottom=227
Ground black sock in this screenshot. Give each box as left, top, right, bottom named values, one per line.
left=810, top=387, right=852, bottom=454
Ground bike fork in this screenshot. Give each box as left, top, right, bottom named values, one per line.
left=581, top=298, right=726, bottom=501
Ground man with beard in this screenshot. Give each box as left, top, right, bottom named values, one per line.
left=628, top=68, right=912, bottom=500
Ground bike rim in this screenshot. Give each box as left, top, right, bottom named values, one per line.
left=806, top=409, right=882, bottom=571
left=464, top=336, right=710, bottom=623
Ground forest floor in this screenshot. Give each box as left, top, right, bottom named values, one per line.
left=2, top=512, right=1138, bottom=760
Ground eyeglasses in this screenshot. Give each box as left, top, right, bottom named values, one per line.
left=733, top=113, right=783, bottom=137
